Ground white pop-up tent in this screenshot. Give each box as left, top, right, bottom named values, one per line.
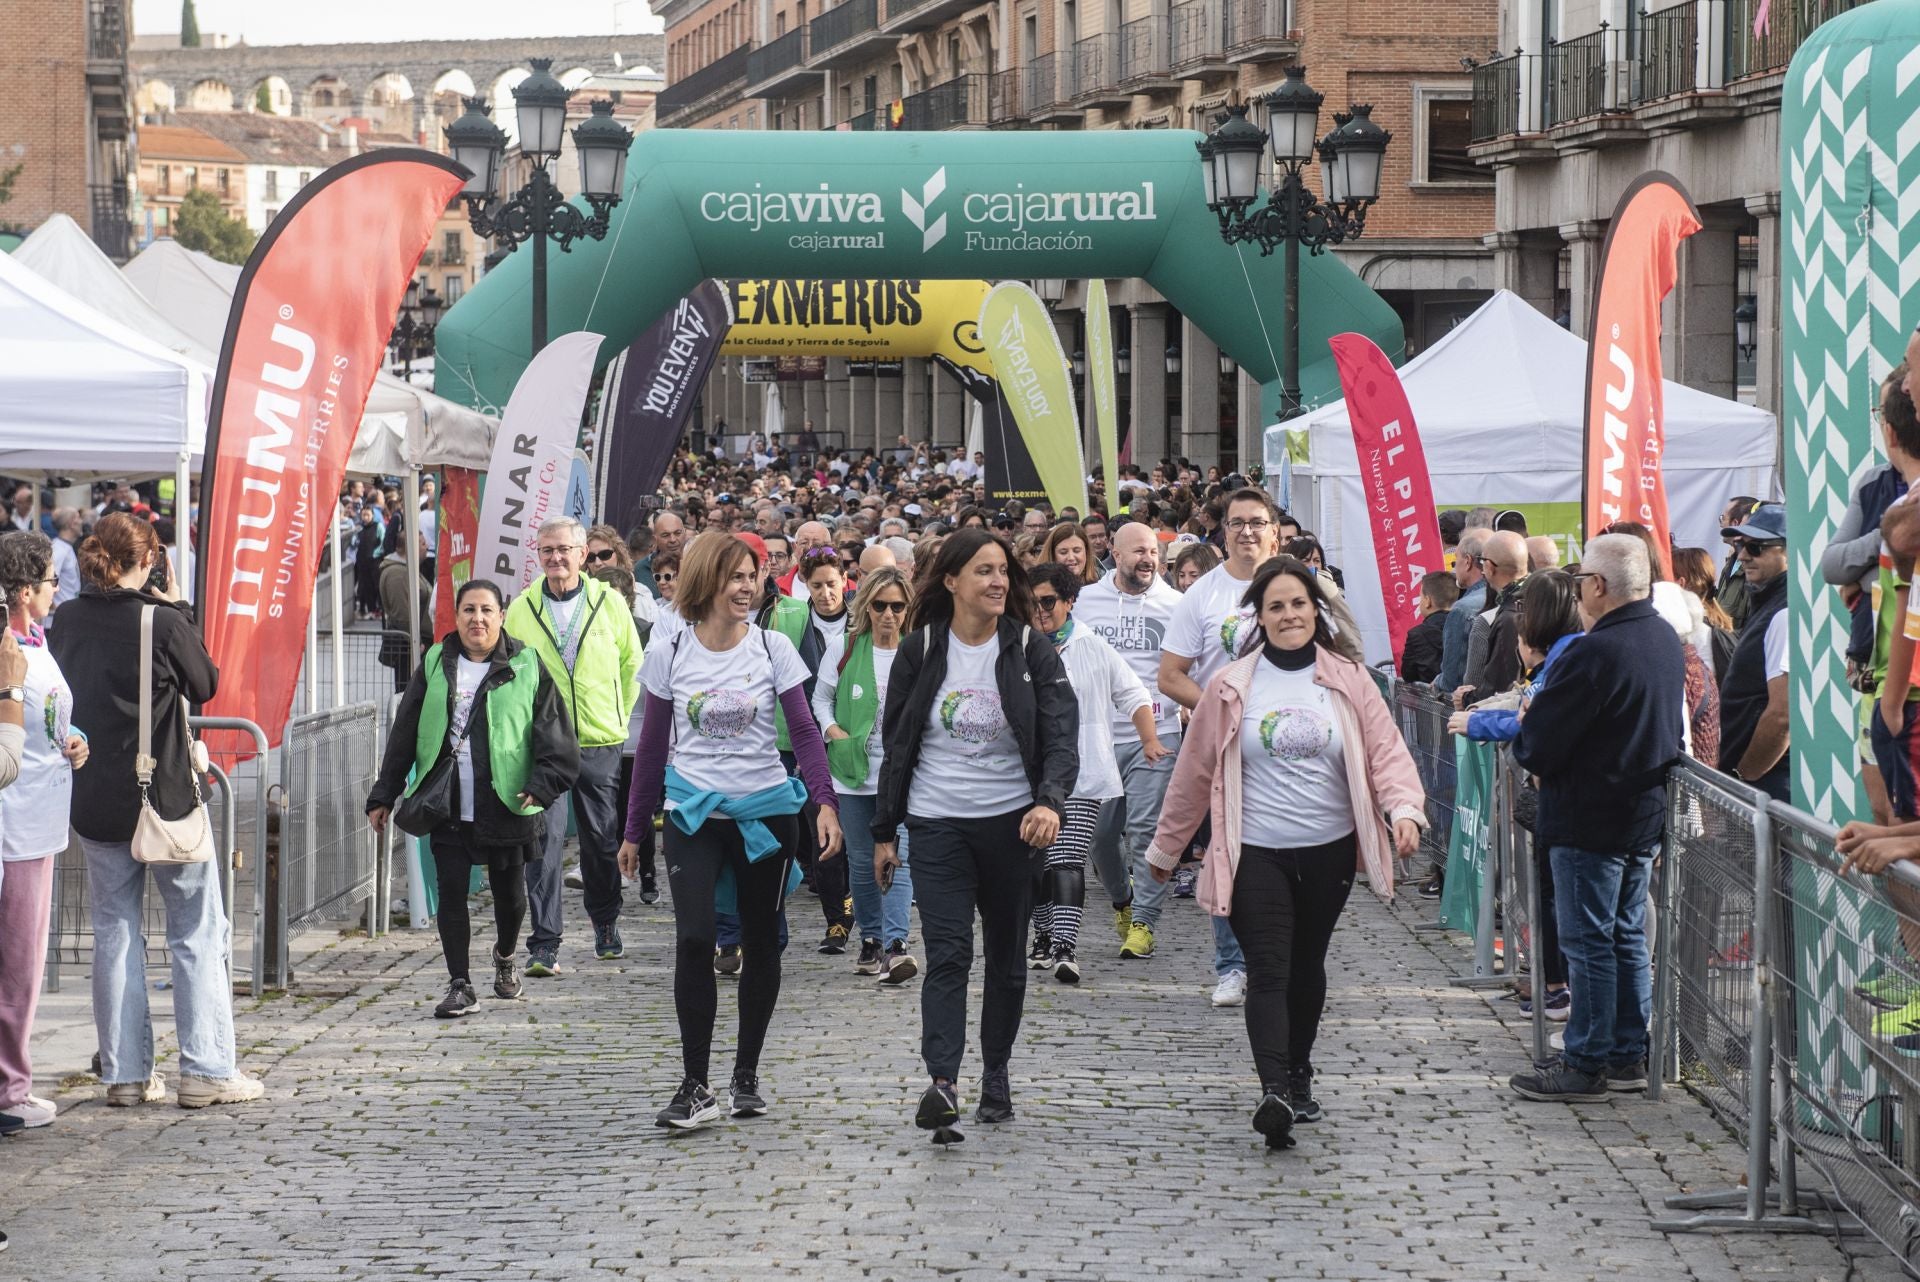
left=1266, top=290, right=1779, bottom=663
left=0, top=247, right=210, bottom=476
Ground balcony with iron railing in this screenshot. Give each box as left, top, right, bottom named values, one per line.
left=1635, top=1, right=1697, bottom=101
left=1069, top=33, right=1129, bottom=108
left=746, top=26, right=822, bottom=98
left=88, top=0, right=126, bottom=66
left=656, top=42, right=755, bottom=122
left=1225, top=0, right=1296, bottom=64
left=1025, top=52, right=1082, bottom=122
left=1469, top=53, right=1523, bottom=141
left=89, top=183, right=131, bottom=264
left=1726, top=0, right=1866, bottom=79
left=1119, top=15, right=1177, bottom=90
left=899, top=74, right=991, bottom=129
left=1545, top=28, right=1624, bottom=127
left=1171, top=0, right=1231, bottom=79
left=883, top=0, right=983, bottom=33
left=811, top=0, right=895, bottom=69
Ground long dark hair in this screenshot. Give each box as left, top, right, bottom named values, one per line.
left=1237, top=555, right=1340, bottom=657
left=907, top=527, right=1032, bottom=634
left=1516, top=570, right=1582, bottom=653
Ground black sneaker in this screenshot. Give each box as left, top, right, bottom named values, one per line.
left=1509, top=1059, right=1609, bottom=1103
left=594, top=923, right=625, bottom=960
left=916, top=1079, right=961, bottom=1131
left=0, top=1112, right=24, bottom=1138
left=1051, top=944, right=1080, bottom=984
left=1287, top=1065, right=1323, bottom=1123
left=818, top=923, right=850, bottom=955
left=854, top=938, right=885, bottom=975
left=714, top=945, right=742, bottom=976
left=492, top=950, right=522, bottom=1000
left=976, top=1064, right=1014, bottom=1123
left=434, top=979, right=478, bottom=1019
left=1605, top=1060, right=1650, bottom=1093
left=878, top=940, right=919, bottom=985
left=1253, top=1089, right=1296, bottom=1150
left=1028, top=932, right=1052, bottom=969
left=729, top=1074, right=769, bottom=1118
left=1417, top=872, right=1444, bottom=900
left=655, top=1079, right=722, bottom=1130
left=639, top=868, right=660, bottom=905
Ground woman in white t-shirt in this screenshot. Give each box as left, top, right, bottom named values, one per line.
left=872, top=529, right=1079, bottom=1144
left=0, top=533, right=87, bottom=1130
left=617, top=532, right=843, bottom=1133
left=813, top=566, right=917, bottom=984
left=1144, top=556, right=1426, bottom=1153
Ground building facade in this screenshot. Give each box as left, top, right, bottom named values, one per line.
left=655, top=0, right=1498, bottom=471
left=1464, top=0, right=1863, bottom=416
left=0, top=0, right=135, bottom=259
left=134, top=123, right=250, bottom=241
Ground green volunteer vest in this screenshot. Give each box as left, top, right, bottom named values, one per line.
left=828, top=633, right=879, bottom=788
left=766, top=595, right=811, bottom=752
left=408, top=643, right=543, bottom=815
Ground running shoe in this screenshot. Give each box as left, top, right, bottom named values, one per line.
left=975, top=1065, right=1013, bottom=1124
left=1051, top=944, right=1080, bottom=984
left=564, top=865, right=585, bottom=890
left=492, top=950, right=522, bottom=1000
left=1287, top=1066, right=1322, bottom=1124
left=1604, top=1060, right=1649, bottom=1092
left=0, top=1114, right=21, bottom=1138
left=855, top=938, right=885, bottom=975
left=1508, top=1059, right=1608, bottom=1103
left=176, top=1072, right=265, bottom=1109
left=1544, top=988, right=1572, bottom=1022
left=879, top=940, right=919, bottom=985
left=1253, top=1089, right=1296, bottom=1150
left=105, top=1072, right=165, bottom=1108
left=656, top=1079, right=722, bottom=1130
left=916, top=1080, right=961, bottom=1131
left=714, top=945, right=742, bottom=976
left=434, top=979, right=478, bottom=1018
left=729, top=1074, right=769, bottom=1118
left=1028, top=932, right=1053, bottom=969
left=0, top=1097, right=56, bottom=1129
left=1873, top=994, right=1920, bottom=1038
left=818, top=923, right=850, bottom=955
left=1120, top=922, right=1155, bottom=959
left=595, top=924, right=625, bottom=960
left=1171, top=866, right=1198, bottom=898
left=525, top=948, right=562, bottom=978
left=1417, top=872, right=1444, bottom=900
left=640, top=869, right=660, bottom=905
left=1112, top=901, right=1133, bottom=944
left=1211, top=970, right=1248, bottom=1007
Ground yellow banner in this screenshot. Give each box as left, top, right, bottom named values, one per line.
left=979, top=282, right=1088, bottom=513
left=1086, top=278, right=1119, bottom=494
left=719, top=278, right=993, bottom=376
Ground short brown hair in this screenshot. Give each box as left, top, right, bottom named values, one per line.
left=79, top=511, right=160, bottom=590
left=674, top=530, right=757, bottom=625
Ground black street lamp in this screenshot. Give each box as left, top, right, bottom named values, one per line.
left=446, top=59, right=634, bottom=355
left=1734, top=296, right=1758, bottom=361
left=389, top=278, right=444, bottom=381
left=1197, top=65, right=1392, bottom=421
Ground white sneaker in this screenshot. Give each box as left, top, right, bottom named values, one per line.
left=105, top=1072, right=165, bottom=1107
left=176, top=1071, right=265, bottom=1109
left=564, top=866, right=586, bottom=890
left=1211, top=970, right=1248, bottom=1007
left=0, top=1096, right=55, bottom=1128
left=1549, top=1028, right=1566, bottom=1052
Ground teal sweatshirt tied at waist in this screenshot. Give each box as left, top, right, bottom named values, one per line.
left=664, top=765, right=807, bottom=912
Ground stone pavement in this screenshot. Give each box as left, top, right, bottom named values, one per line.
left=7, top=870, right=1897, bottom=1282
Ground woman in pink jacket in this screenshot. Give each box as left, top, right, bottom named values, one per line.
left=1145, top=556, right=1425, bottom=1152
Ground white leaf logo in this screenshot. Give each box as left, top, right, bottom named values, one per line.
left=901, top=168, right=948, bottom=253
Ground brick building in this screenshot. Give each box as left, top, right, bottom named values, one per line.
left=655, top=0, right=1497, bottom=470
left=0, top=0, right=135, bottom=259
left=135, top=123, right=249, bottom=242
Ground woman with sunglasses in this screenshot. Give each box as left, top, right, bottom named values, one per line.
left=873, top=529, right=1078, bottom=1143
left=813, top=566, right=919, bottom=985
left=760, top=546, right=856, bottom=952
left=1025, top=562, right=1160, bottom=983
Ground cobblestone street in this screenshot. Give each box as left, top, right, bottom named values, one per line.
left=7, top=874, right=1895, bottom=1282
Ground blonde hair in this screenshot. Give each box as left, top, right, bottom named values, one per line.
left=847, top=566, right=913, bottom=645
left=674, top=531, right=757, bottom=625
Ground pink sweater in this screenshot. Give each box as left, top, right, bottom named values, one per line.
left=1145, top=645, right=1427, bottom=912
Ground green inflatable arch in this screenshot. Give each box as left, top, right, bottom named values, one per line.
left=431, top=128, right=1405, bottom=422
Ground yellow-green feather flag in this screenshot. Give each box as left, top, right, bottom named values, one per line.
left=979, top=282, right=1089, bottom=513
left=1086, top=278, right=1120, bottom=501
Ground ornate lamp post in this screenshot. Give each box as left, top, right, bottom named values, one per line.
left=388, top=278, right=444, bottom=381
left=1197, top=65, right=1391, bottom=420
left=445, top=59, right=634, bottom=355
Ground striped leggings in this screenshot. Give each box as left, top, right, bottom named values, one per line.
left=1031, top=798, right=1103, bottom=951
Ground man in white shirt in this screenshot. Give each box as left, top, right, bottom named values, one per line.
left=1152, top=487, right=1285, bottom=1004
left=1075, top=522, right=1184, bottom=950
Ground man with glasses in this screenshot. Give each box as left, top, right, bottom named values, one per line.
left=505, top=516, right=642, bottom=974
left=634, top=510, right=686, bottom=599
left=1717, top=503, right=1792, bottom=802
left=1459, top=530, right=1531, bottom=709
left=762, top=533, right=793, bottom=587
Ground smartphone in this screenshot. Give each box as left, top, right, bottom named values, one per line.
left=145, top=553, right=171, bottom=595
left=878, top=862, right=894, bottom=893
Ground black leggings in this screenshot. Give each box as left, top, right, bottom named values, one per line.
left=1227, top=833, right=1357, bottom=1090
left=666, top=813, right=799, bottom=1085
left=614, top=754, right=655, bottom=879
left=429, top=828, right=531, bottom=983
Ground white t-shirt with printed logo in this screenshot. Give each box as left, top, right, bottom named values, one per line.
left=641, top=624, right=810, bottom=800
left=1073, top=573, right=1183, bottom=742
left=1239, top=657, right=1354, bottom=849
left=1165, top=562, right=1259, bottom=696
left=908, top=633, right=1032, bottom=819
left=0, top=639, right=73, bottom=861
left=451, top=655, right=488, bottom=824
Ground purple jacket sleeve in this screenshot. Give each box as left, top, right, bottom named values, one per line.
left=623, top=691, right=675, bottom=844
left=780, top=684, right=840, bottom=813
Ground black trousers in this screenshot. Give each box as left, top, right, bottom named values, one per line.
left=613, top=753, right=655, bottom=879
left=428, top=826, right=531, bottom=983
left=783, top=750, right=848, bottom=929
left=665, top=813, right=799, bottom=1084
left=908, top=808, right=1039, bottom=1082
left=1227, top=833, right=1357, bottom=1090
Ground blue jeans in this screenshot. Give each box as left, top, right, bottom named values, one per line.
left=840, top=793, right=914, bottom=947
left=1550, top=844, right=1655, bottom=1075
left=1106, top=734, right=1180, bottom=919
left=82, top=837, right=237, bottom=1084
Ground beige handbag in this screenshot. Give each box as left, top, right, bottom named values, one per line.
left=130, top=604, right=215, bottom=866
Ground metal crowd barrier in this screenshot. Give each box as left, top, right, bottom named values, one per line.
left=273, top=702, right=383, bottom=989
left=290, top=627, right=413, bottom=730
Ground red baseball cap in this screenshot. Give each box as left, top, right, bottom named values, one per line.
left=735, top=531, right=768, bottom=567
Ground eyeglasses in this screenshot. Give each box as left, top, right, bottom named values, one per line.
left=537, top=545, right=579, bottom=559
left=869, top=600, right=908, bottom=615
left=585, top=548, right=618, bottom=565
left=1734, top=538, right=1784, bottom=557
left=1032, top=594, right=1062, bottom=611
left=1225, top=518, right=1272, bottom=534
left=656, top=572, right=677, bottom=585
left=1569, top=571, right=1601, bottom=588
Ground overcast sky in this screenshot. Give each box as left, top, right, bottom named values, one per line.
left=133, top=0, right=664, bottom=43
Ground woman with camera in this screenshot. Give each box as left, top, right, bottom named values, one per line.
left=49, top=513, right=261, bottom=1109
left=368, top=581, right=581, bottom=1018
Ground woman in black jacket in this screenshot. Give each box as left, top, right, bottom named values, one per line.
left=873, top=528, right=1078, bottom=1143
left=368, top=580, right=580, bottom=1019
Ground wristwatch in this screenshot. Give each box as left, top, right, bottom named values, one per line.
left=0, top=686, right=25, bottom=704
